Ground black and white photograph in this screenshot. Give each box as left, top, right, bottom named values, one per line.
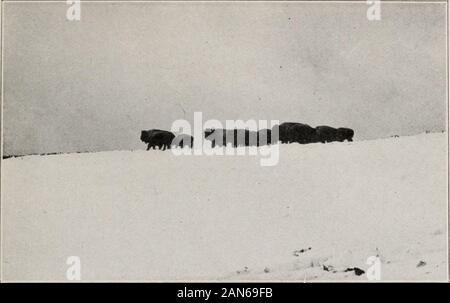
left=0, top=0, right=448, bottom=283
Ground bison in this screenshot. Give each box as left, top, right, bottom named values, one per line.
left=240, top=129, right=258, bottom=147
left=140, top=129, right=175, bottom=151
left=276, top=122, right=316, bottom=144
left=257, top=128, right=274, bottom=146
left=314, top=126, right=355, bottom=143
left=337, top=127, right=354, bottom=142
left=204, top=128, right=227, bottom=148
left=205, top=128, right=261, bottom=147
left=171, top=134, right=194, bottom=148
left=314, top=125, right=339, bottom=143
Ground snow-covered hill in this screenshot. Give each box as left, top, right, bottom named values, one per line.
left=2, top=133, right=447, bottom=281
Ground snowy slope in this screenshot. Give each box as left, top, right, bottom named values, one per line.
left=1, top=133, right=447, bottom=281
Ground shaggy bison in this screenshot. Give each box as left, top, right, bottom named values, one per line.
left=204, top=128, right=227, bottom=148
left=205, top=128, right=270, bottom=147
left=337, top=128, right=354, bottom=142
left=141, top=123, right=353, bottom=151
left=276, top=122, right=316, bottom=144
left=314, top=126, right=354, bottom=143
left=257, top=128, right=275, bottom=146
left=241, top=129, right=258, bottom=147
left=140, top=129, right=175, bottom=150
left=171, top=134, right=194, bottom=148
left=314, top=125, right=338, bottom=143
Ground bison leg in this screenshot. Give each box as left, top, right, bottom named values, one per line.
left=146, top=144, right=151, bottom=151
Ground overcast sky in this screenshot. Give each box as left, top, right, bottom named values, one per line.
left=3, top=2, right=447, bottom=155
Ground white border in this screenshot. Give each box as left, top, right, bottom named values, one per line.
left=0, top=0, right=448, bottom=283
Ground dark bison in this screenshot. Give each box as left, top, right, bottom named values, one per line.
left=314, top=125, right=338, bottom=143
left=204, top=128, right=227, bottom=148
left=337, top=127, right=354, bottom=142
left=257, top=128, right=275, bottom=146
left=204, top=128, right=243, bottom=147
left=236, top=129, right=275, bottom=147
left=314, top=126, right=354, bottom=143
left=140, top=129, right=175, bottom=150
left=275, top=122, right=316, bottom=144
left=205, top=128, right=278, bottom=147
left=205, top=128, right=261, bottom=147
left=171, top=134, right=194, bottom=148
left=240, top=129, right=258, bottom=147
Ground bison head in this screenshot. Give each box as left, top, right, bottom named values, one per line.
left=337, top=128, right=354, bottom=142
left=204, top=128, right=215, bottom=137
left=140, top=130, right=150, bottom=143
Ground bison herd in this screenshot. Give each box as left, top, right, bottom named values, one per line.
left=140, top=122, right=354, bottom=151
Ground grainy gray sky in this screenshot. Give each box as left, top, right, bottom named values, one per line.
left=3, top=2, right=447, bottom=155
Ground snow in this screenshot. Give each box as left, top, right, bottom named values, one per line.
left=1, top=133, right=447, bottom=281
